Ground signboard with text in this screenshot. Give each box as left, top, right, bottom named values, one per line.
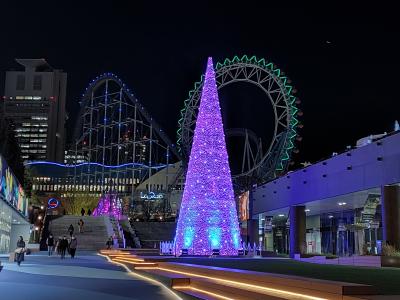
left=0, top=154, right=28, bottom=216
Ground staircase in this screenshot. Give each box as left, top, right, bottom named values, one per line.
left=130, top=222, right=176, bottom=248
left=109, top=217, right=125, bottom=248
left=48, top=216, right=110, bottom=251
left=102, top=252, right=377, bottom=300
left=119, top=219, right=141, bottom=248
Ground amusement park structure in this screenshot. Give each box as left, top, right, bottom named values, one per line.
left=70, top=55, right=300, bottom=216
left=72, top=73, right=180, bottom=202
left=178, top=55, right=301, bottom=191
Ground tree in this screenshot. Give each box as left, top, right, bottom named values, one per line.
left=0, top=118, right=25, bottom=184
left=63, top=192, right=99, bottom=215
left=174, top=57, right=240, bottom=256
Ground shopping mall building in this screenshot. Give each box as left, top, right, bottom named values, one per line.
left=251, top=131, right=400, bottom=257
left=0, top=154, right=30, bottom=254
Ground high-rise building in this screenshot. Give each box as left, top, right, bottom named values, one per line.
left=1, top=59, right=67, bottom=162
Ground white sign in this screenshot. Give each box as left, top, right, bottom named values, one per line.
left=140, top=191, right=163, bottom=200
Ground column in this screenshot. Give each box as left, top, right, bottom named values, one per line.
left=289, top=205, right=306, bottom=258
left=381, top=185, right=400, bottom=249
left=247, top=219, right=259, bottom=245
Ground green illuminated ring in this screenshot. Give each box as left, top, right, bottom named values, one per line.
left=177, top=55, right=299, bottom=181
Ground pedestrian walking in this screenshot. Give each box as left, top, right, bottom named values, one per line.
left=55, top=236, right=62, bottom=255
left=59, top=236, right=68, bottom=259
left=81, top=208, right=85, bottom=216
left=69, top=236, right=78, bottom=258
left=14, top=236, right=26, bottom=266
left=106, top=236, right=113, bottom=250
left=68, top=224, right=74, bottom=237
left=78, top=219, right=84, bottom=233
left=87, top=208, right=92, bottom=216
left=47, top=234, right=55, bottom=256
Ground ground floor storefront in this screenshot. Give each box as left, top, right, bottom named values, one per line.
left=253, top=185, right=400, bottom=258
left=0, top=199, right=30, bottom=254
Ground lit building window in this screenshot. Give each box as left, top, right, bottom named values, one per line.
left=31, top=116, right=47, bottom=121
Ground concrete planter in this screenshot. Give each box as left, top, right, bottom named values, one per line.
left=381, top=256, right=400, bottom=268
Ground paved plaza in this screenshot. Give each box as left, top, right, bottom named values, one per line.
left=0, top=252, right=179, bottom=300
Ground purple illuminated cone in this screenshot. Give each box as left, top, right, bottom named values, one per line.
left=93, top=192, right=123, bottom=220
left=174, top=57, right=240, bottom=256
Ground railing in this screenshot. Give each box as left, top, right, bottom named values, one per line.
left=117, top=221, right=126, bottom=249
left=109, top=216, right=126, bottom=249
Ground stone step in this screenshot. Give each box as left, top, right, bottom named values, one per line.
left=46, top=216, right=111, bottom=251
left=156, top=262, right=376, bottom=299
left=188, top=278, right=285, bottom=300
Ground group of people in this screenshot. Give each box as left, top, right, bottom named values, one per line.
left=14, top=231, right=78, bottom=266
left=46, top=230, right=78, bottom=259
left=80, top=208, right=92, bottom=216
left=67, top=219, right=85, bottom=235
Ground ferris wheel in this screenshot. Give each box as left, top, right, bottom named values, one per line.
left=177, top=55, right=301, bottom=190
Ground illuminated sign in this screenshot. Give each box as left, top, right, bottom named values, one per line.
left=238, top=191, right=250, bottom=221
left=140, top=192, right=163, bottom=200
left=0, top=154, right=28, bottom=216
left=47, top=198, right=60, bottom=209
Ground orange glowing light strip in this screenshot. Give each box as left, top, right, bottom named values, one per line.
left=97, top=253, right=182, bottom=300
left=113, top=256, right=145, bottom=262
left=100, top=252, right=129, bottom=256
left=112, top=255, right=142, bottom=259
left=175, top=286, right=234, bottom=300
left=157, top=267, right=327, bottom=300
left=113, top=259, right=157, bottom=266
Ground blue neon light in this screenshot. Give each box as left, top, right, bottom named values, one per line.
left=24, top=161, right=169, bottom=169
left=47, top=198, right=60, bottom=209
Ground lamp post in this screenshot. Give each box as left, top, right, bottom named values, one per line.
left=31, top=205, right=46, bottom=243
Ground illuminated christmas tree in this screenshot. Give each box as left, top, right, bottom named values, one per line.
left=93, top=192, right=123, bottom=220
left=175, top=57, right=240, bottom=256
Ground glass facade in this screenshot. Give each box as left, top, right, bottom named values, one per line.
left=257, top=192, right=383, bottom=256
left=0, top=201, right=12, bottom=254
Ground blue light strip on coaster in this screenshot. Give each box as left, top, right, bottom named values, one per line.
left=24, top=161, right=169, bottom=169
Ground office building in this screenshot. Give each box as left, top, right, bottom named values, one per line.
left=1, top=59, right=67, bottom=162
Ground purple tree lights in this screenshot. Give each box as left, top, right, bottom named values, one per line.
left=174, top=57, right=240, bottom=256
left=93, top=192, right=123, bottom=220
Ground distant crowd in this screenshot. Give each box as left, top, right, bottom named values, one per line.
left=14, top=214, right=117, bottom=266
left=47, top=231, right=78, bottom=259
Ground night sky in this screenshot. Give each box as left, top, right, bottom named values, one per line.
left=1, top=2, right=399, bottom=167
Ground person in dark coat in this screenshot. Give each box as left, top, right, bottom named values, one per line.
left=47, top=234, right=55, bottom=256
left=55, top=236, right=62, bottom=255
left=87, top=208, right=92, bottom=216
left=59, top=236, right=68, bottom=259
left=78, top=219, right=84, bottom=233
left=15, top=236, right=26, bottom=266
left=81, top=208, right=85, bottom=216
left=69, top=236, right=78, bottom=258
left=68, top=224, right=74, bottom=237
left=106, top=236, right=113, bottom=250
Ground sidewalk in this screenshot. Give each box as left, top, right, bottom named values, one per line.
left=0, top=253, right=179, bottom=300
